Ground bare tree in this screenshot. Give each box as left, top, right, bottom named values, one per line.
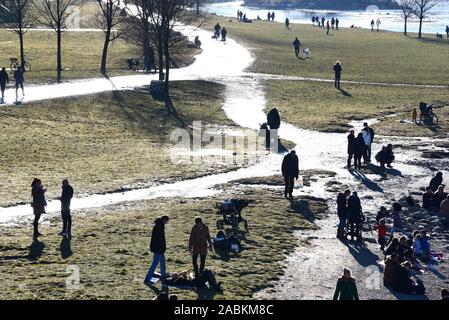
left=413, top=0, right=437, bottom=38
left=96, top=0, right=124, bottom=74
left=0, top=0, right=37, bottom=69
left=36, top=0, right=78, bottom=82
left=397, top=0, right=414, bottom=36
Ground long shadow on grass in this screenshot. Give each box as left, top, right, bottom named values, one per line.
left=60, top=237, right=73, bottom=259
left=338, top=87, right=352, bottom=97
left=349, top=169, right=384, bottom=193
left=288, top=199, right=317, bottom=223
left=28, top=239, right=45, bottom=260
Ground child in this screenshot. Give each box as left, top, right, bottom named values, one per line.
left=420, top=230, right=431, bottom=260
left=412, top=108, right=417, bottom=123
left=413, top=233, right=423, bottom=258
left=375, top=219, right=388, bottom=251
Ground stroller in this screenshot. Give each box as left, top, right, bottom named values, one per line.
left=215, top=199, right=250, bottom=234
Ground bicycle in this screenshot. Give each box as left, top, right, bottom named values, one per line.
left=10, top=56, right=31, bottom=72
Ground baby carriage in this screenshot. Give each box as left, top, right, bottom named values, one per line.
left=215, top=199, right=250, bottom=234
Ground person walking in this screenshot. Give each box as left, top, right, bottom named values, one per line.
left=14, top=66, right=25, bottom=99
left=0, top=67, right=9, bottom=103
left=59, top=179, right=74, bottom=237
left=376, top=18, right=381, bottom=32
left=347, top=130, right=356, bottom=169
left=293, top=37, right=301, bottom=57
left=221, top=27, right=228, bottom=42
left=362, top=122, right=375, bottom=163
left=189, top=217, right=213, bottom=278
left=331, top=17, right=335, bottom=29
left=333, top=61, right=342, bottom=88
left=271, top=11, right=275, bottom=21
left=214, top=23, right=221, bottom=39
left=347, top=191, right=363, bottom=241
left=281, top=150, right=299, bottom=199
left=337, top=190, right=350, bottom=239
left=326, top=21, right=330, bottom=35
left=446, top=25, right=449, bottom=38
left=285, top=18, right=290, bottom=30
left=31, top=178, right=47, bottom=239
left=333, top=268, right=359, bottom=300
left=144, top=215, right=170, bottom=285
left=321, top=17, right=325, bottom=29
left=267, top=12, right=271, bottom=21
left=336, top=18, right=340, bottom=30
left=370, top=19, right=375, bottom=31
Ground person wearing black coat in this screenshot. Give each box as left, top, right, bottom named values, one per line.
left=333, top=61, right=342, bottom=88
left=0, top=67, right=9, bottom=102
left=429, top=172, right=443, bottom=193
left=347, top=130, right=356, bottom=169
left=353, top=133, right=365, bottom=170
left=59, top=179, right=74, bottom=237
left=347, top=192, right=363, bottom=241
left=394, top=262, right=425, bottom=294
left=422, top=187, right=436, bottom=210
left=144, top=215, right=170, bottom=285
left=31, top=178, right=47, bottom=239
left=267, top=107, right=281, bottom=129
left=281, top=150, right=299, bottom=199
left=337, top=190, right=350, bottom=239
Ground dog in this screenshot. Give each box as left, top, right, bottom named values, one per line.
left=303, top=48, right=311, bottom=58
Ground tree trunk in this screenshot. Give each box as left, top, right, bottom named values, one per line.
left=19, top=31, right=25, bottom=69
left=404, top=16, right=407, bottom=36
left=418, top=16, right=423, bottom=38
left=57, top=27, right=62, bottom=82
left=157, top=29, right=164, bottom=81
left=101, top=30, right=110, bottom=74
left=143, top=20, right=150, bottom=72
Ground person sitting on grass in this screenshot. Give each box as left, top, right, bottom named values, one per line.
left=375, top=144, right=395, bottom=168
left=383, top=253, right=400, bottom=288
left=412, top=232, right=423, bottom=258
left=394, top=261, right=425, bottom=295
left=441, top=288, right=449, bottom=300
left=385, top=237, right=400, bottom=256
left=439, top=195, right=449, bottom=221
left=160, top=269, right=223, bottom=292
left=376, top=206, right=389, bottom=223
left=333, top=268, right=359, bottom=300
left=434, top=185, right=448, bottom=209
left=429, top=172, right=444, bottom=193
left=392, top=203, right=403, bottom=233
left=419, top=230, right=431, bottom=260
left=398, top=236, right=414, bottom=263
left=422, top=187, right=437, bottom=210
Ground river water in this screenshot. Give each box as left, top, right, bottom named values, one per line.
left=203, top=0, right=449, bottom=34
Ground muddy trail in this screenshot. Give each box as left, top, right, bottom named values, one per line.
left=1, top=25, right=449, bottom=300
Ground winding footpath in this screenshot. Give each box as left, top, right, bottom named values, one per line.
left=1, top=26, right=449, bottom=300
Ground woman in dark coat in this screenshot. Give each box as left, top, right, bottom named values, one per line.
left=347, top=130, right=356, bottom=169
left=394, top=262, right=425, bottom=294
left=353, top=133, right=365, bottom=170
left=333, top=268, right=359, bottom=300
left=31, top=178, right=47, bottom=238
left=267, top=107, right=281, bottom=130
left=429, top=172, right=443, bottom=193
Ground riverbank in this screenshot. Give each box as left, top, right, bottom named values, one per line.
left=242, top=0, right=400, bottom=10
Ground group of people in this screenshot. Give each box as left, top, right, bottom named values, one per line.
left=213, top=23, right=228, bottom=42
left=236, top=10, right=251, bottom=23
left=143, top=215, right=223, bottom=292
left=336, top=190, right=364, bottom=241
left=312, top=16, right=340, bottom=31
left=346, top=123, right=376, bottom=170
left=266, top=11, right=275, bottom=22
left=370, top=18, right=382, bottom=32
left=423, top=172, right=449, bottom=221
left=0, top=66, right=25, bottom=103
left=30, top=178, right=74, bottom=239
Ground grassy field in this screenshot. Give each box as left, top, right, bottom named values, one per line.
left=206, top=17, right=449, bottom=85
left=0, top=175, right=328, bottom=299
left=0, top=81, right=242, bottom=207
left=265, top=80, right=449, bottom=136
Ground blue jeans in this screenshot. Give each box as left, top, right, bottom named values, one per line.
left=144, top=252, right=166, bottom=283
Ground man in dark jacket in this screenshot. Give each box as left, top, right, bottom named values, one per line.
left=347, top=130, right=356, bottom=169
left=14, top=66, right=25, bottom=99
left=144, top=215, right=170, bottom=285
left=281, top=150, right=299, bottom=199
left=347, top=191, right=363, bottom=241
left=337, top=190, right=350, bottom=239
left=333, top=61, right=342, bottom=88
left=293, top=37, right=301, bottom=57
left=59, top=179, right=74, bottom=237
left=429, top=172, right=443, bottom=193
left=189, top=217, right=213, bottom=278
left=0, top=67, right=9, bottom=103
left=267, top=107, right=281, bottom=129
left=353, top=133, right=365, bottom=170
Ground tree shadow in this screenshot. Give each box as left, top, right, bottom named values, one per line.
left=60, top=237, right=73, bottom=259
left=165, top=95, right=187, bottom=129
left=349, top=170, right=384, bottom=193
left=102, top=73, right=118, bottom=91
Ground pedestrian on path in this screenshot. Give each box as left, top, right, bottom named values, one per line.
left=293, top=37, right=301, bottom=57
left=0, top=67, right=9, bottom=103
left=370, top=19, right=375, bottom=31
left=333, top=268, right=359, bottom=300
left=281, top=150, right=299, bottom=199
left=326, top=21, right=330, bottom=35
left=144, top=215, right=170, bottom=285
left=59, top=179, right=74, bottom=237
left=189, top=217, right=213, bottom=278
left=14, top=66, right=25, bottom=100
left=347, top=129, right=356, bottom=169
left=376, top=18, right=381, bottom=32
left=337, top=190, right=350, bottom=239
